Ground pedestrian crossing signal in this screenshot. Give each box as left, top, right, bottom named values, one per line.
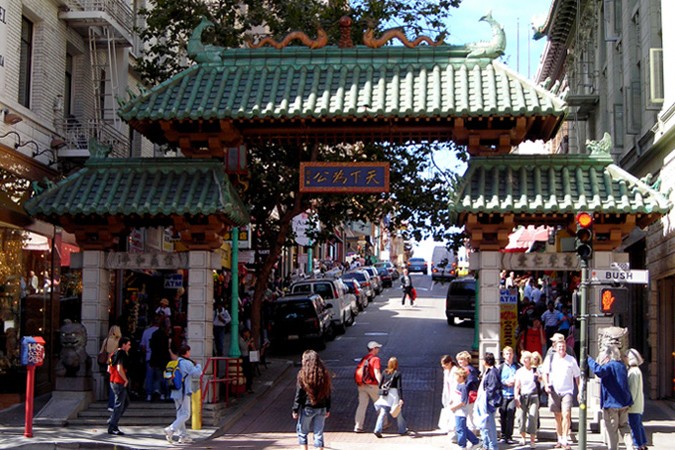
left=600, top=288, right=627, bottom=314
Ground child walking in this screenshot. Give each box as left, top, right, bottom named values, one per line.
left=450, top=367, right=481, bottom=449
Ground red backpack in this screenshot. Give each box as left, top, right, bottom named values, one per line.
left=354, top=355, right=375, bottom=385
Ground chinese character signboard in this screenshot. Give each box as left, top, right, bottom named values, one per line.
left=299, top=162, right=390, bottom=193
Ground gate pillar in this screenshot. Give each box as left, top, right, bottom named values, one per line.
left=80, top=250, right=110, bottom=400
left=186, top=251, right=216, bottom=362
left=472, top=251, right=502, bottom=363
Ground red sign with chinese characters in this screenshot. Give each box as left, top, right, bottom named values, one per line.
left=299, top=162, right=390, bottom=193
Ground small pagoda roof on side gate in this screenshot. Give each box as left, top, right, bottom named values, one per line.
left=449, top=135, right=671, bottom=250
left=118, top=16, right=567, bottom=155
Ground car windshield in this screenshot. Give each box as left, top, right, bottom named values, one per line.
left=409, top=258, right=425, bottom=263
left=450, top=281, right=476, bottom=296
left=275, top=301, right=315, bottom=320
left=343, top=272, right=366, bottom=282
left=377, top=268, right=388, bottom=276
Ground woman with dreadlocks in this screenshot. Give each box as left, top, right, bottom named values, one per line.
left=292, top=350, right=332, bottom=450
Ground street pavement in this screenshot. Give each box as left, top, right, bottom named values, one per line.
left=0, top=276, right=673, bottom=449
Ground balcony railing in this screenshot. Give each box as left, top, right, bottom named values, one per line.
left=59, top=0, right=135, bottom=44
left=60, top=117, right=129, bottom=159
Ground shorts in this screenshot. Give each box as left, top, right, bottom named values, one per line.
left=549, top=389, right=573, bottom=413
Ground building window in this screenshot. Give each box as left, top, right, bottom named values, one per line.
left=627, top=78, right=641, bottom=134
left=64, top=54, right=73, bottom=118
left=649, top=48, right=664, bottom=105
left=613, top=104, right=624, bottom=148
left=18, top=16, right=33, bottom=108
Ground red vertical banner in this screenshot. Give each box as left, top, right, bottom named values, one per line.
left=499, top=288, right=518, bottom=350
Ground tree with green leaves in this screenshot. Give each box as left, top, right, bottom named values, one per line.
left=136, top=0, right=465, bottom=347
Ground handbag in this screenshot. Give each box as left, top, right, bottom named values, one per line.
left=390, top=401, right=402, bottom=418
left=249, top=350, right=260, bottom=363
left=97, top=350, right=109, bottom=366
left=378, top=371, right=395, bottom=397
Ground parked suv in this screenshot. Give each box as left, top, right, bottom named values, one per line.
left=445, top=277, right=476, bottom=325
left=290, top=279, right=355, bottom=334
left=362, top=266, right=383, bottom=295
left=271, top=294, right=333, bottom=348
left=342, top=270, right=375, bottom=302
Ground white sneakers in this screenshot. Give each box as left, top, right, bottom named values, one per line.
left=163, top=426, right=173, bottom=443
left=178, top=435, right=192, bottom=444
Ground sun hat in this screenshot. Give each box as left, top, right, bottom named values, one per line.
left=367, top=341, right=383, bottom=350
left=159, top=298, right=169, bottom=306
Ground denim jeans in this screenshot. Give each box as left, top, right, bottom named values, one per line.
left=455, top=415, right=479, bottom=448
left=481, top=412, right=498, bottom=450
left=108, top=383, right=129, bottom=431
left=374, top=404, right=407, bottom=434
left=628, top=413, right=647, bottom=448
left=296, top=406, right=327, bottom=448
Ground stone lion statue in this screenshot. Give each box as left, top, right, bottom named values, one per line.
left=56, top=319, right=91, bottom=377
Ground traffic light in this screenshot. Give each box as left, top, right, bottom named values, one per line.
left=600, top=287, right=628, bottom=315
left=575, top=211, right=593, bottom=261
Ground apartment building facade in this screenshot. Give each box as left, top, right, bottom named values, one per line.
left=535, top=0, right=673, bottom=399
left=0, top=0, right=150, bottom=401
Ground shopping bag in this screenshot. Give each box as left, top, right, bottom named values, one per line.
left=411, top=287, right=417, bottom=300
left=249, top=350, right=260, bottom=362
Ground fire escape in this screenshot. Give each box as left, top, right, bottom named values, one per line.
left=57, top=0, right=135, bottom=158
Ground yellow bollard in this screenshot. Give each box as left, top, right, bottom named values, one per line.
left=191, top=389, right=202, bottom=430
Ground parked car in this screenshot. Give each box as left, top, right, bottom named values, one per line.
left=407, top=257, right=428, bottom=274
left=377, top=267, right=393, bottom=288
left=374, top=261, right=400, bottom=280
left=362, top=266, right=383, bottom=294
left=344, top=278, right=368, bottom=311
left=270, top=294, right=333, bottom=348
left=342, top=270, right=375, bottom=302
left=290, top=279, right=354, bottom=334
left=445, top=277, right=476, bottom=325
left=431, top=258, right=458, bottom=283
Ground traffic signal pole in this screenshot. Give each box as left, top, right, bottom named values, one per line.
left=578, top=258, right=589, bottom=449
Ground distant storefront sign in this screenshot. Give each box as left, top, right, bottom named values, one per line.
left=223, top=225, right=251, bottom=249
left=499, top=288, right=518, bottom=350
left=299, top=162, right=390, bottom=193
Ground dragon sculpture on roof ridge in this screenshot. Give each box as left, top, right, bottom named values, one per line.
left=187, top=17, right=224, bottom=63
left=244, top=27, right=329, bottom=49
left=465, top=11, right=506, bottom=59
left=362, top=28, right=446, bottom=49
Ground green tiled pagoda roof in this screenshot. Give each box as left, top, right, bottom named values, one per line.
left=449, top=153, right=671, bottom=222
left=119, top=46, right=567, bottom=143
left=24, top=158, right=249, bottom=225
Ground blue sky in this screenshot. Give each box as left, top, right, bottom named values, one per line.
left=411, top=1, right=554, bottom=259
left=444, top=0, right=552, bottom=80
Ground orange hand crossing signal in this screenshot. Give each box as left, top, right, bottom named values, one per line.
left=601, top=289, right=615, bottom=313
left=600, top=287, right=627, bottom=314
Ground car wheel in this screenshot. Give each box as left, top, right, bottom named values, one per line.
left=447, top=315, right=455, bottom=326
left=334, top=320, right=347, bottom=335
left=313, top=336, right=327, bottom=350
left=346, top=311, right=355, bottom=326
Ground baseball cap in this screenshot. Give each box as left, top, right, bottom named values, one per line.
left=367, top=341, right=383, bottom=350
left=550, top=333, right=565, bottom=342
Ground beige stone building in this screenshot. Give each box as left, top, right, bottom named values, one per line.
left=535, top=0, right=673, bottom=399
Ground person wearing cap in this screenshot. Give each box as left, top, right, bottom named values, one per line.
left=354, top=341, right=383, bottom=433
left=541, top=337, right=580, bottom=450
left=587, top=345, right=633, bottom=450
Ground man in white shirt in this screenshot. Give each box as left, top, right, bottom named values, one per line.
left=542, top=337, right=580, bottom=450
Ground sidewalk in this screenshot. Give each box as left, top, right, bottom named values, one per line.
left=0, top=357, right=294, bottom=449
left=0, top=358, right=672, bottom=449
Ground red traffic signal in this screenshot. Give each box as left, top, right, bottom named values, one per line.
left=575, top=212, right=593, bottom=260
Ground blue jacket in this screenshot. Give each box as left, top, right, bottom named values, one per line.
left=587, top=357, right=632, bottom=409
left=482, top=366, right=503, bottom=413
